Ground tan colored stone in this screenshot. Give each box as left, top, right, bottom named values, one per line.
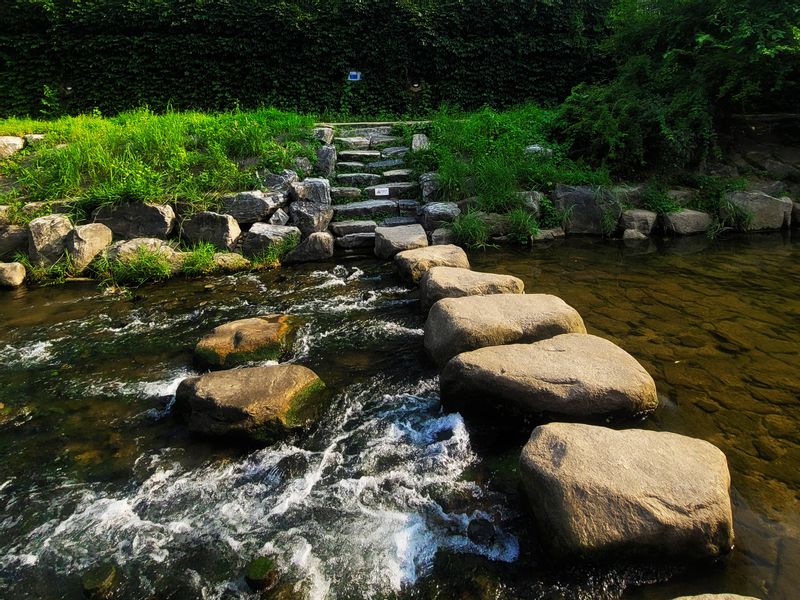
left=393, top=244, right=469, bottom=284
left=195, top=315, right=295, bottom=369
left=441, top=334, right=657, bottom=418
left=374, top=224, right=428, bottom=259
left=176, top=365, right=326, bottom=442
left=671, top=595, right=760, bottom=600
left=0, top=262, right=25, bottom=287
left=67, top=223, right=113, bottom=271
left=520, top=423, right=734, bottom=560
left=28, top=214, right=72, bottom=266
left=425, top=294, right=586, bottom=366
left=419, top=266, right=524, bottom=312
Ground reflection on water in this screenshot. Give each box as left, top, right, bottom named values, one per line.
left=0, top=234, right=797, bottom=599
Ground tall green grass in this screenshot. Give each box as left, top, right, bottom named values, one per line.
left=0, top=108, right=315, bottom=223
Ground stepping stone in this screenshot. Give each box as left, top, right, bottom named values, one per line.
left=335, top=232, right=375, bottom=249
left=195, top=315, right=295, bottom=369
left=663, top=209, right=712, bottom=235
left=334, top=136, right=370, bottom=150
left=519, top=423, right=733, bottom=560
left=336, top=172, right=382, bottom=187
left=369, top=134, right=400, bottom=148
left=331, top=187, right=362, bottom=202
left=398, top=199, right=420, bottom=215
left=374, top=224, right=428, bottom=259
left=419, top=266, right=524, bottom=312
left=425, top=294, right=586, bottom=366
left=365, top=158, right=405, bottom=173
left=336, top=161, right=366, bottom=173
left=338, top=150, right=381, bottom=162
left=381, top=216, right=418, bottom=227
left=339, top=125, right=394, bottom=137
left=441, top=333, right=658, bottom=419
left=329, top=220, right=376, bottom=236
left=382, top=146, right=410, bottom=158
left=383, top=168, right=414, bottom=182
left=365, top=182, right=418, bottom=199
left=394, top=245, right=470, bottom=285
left=332, top=200, right=398, bottom=219
left=175, top=365, right=327, bottom=443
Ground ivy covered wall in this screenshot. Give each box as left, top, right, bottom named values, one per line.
left=0, top=0, right=611, bottom=116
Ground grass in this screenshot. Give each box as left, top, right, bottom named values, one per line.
left=250, top=234, right=300, bottom=269
left=641, top=183, right=683, bottom=215
left=538, top=197, right=572, bottom=230
left=92, top=246, right=174, bottom=288
left=507, top=208, right=539, bottom=244
left=0, top=107, right=316, bottom=224
left=450, top=211, right=491, bottom=248
left=13, top=252, right=75, bottom=286
left=181, top=242, right=218, bottom=276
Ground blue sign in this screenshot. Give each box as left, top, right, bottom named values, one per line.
left=347, top=71, right=362, bottom=82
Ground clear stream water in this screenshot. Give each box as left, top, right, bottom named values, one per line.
left=0, top=234, right=797, bottom=599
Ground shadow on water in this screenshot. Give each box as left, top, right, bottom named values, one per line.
left=0, top=233, right=797, bottom=599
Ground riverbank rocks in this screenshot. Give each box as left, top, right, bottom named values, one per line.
left=28, top=214, right=72, bottom=266
left=374, top=224, right=428, bottom=259
left=181, top=211, right=240, bottom=250
left=175, top=365, right=326, bottom=443
left=195, top=315, right=295, bottom=369
left=419, top=267, right=524, bottom=312
left=553, top=185, right=620, bottom=235
left=0, top=262, right=25, bottom=287
left=425, top=294, right=586, bottom=366
left=441, top=334, right=657, bottom=419
left=93, top=203, right=176, bottom=239
left=283, top=231, right=334, bottom=264
left=420, top=202, right=461, bottom=230
left=220, top=191, right=285, bottom=225
left=431, top=228, right=456, bottom=245
left=213, top=252, right=251, bottom=271
left=722, top=191, right=792, bottom=230
left=241, top=224, right=300, bottom=258
left=316, top=144, right=337, bottom=178
left=105, top=238, right=182, bottom=270
left=621, top=209, right=658, bottom=235
left=289, top=178, right=331, bottom=205
left=393, top=244, right=469, bottom=284
left=329, top=220, right=376, bottom=236
left=289, top=201, right=333, bottom=237
left=519, top=423, right=733, bottom=560
left=0, top=226, right=29, bottom=258
left=66, top=223, right=113, bottom=271
left=0, top=136, right=24, bottom=158
left=663, top=209, right=711, bottom=235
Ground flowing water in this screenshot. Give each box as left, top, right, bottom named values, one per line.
left=0, top=233, right=798, bottom=599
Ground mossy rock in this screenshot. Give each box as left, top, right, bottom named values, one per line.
left=82, top=563, right=117, bottom=599
left=194, top=314, right=297, bottom=369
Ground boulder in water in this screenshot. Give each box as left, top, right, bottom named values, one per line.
left=722, top=191, right=792, bottom=230
left=0, top=262, right=25, bottom=287
left=195, top=315, right=295, bottom=368
left=175, top=365, right=326, bottom=443
left=28, top=214, right=72, bottom=266
left=663, top=209, right=711, bottom=235
left=374, top=224, right=428, bottom=259
left=66, top=223, right=113, bottom=271
left=282, top=231, right=334, bottom=264
left=441, top=334, right=657, bottom=420
left=393, top=244, right=470, bottom=284
left=245, top=556, right=279, bottom=591
left=419, top=266, right=524, bottom=312
left=519, top=423, right=734, bottom=560
left=425, top=294, right=585, bottom=366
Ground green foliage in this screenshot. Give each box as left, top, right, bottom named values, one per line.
left=181, top=242, right=218, bottom=277
left=641, top=184, right=683, bottom=215
left=0, top=1, right=611, bottom=117
left=13, top=252, right=75, bottom=285
left=450, top=211, right=490, bottom=249
left=250, top=234, right=300, bottom=269
left=93, top=246, right=174, bottom=288
left=538, top=197, right=571, bottom=230
left=0, top=108, right=314, bottom=220
left=507, top=208, right=539, bottom=244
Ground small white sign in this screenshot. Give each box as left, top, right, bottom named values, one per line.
left=374, top=187, right=390, bottom=197
left=348, top=71, right=362, bottom=81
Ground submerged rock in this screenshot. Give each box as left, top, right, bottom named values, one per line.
left=393, top=244, right=470, bottom=284
left=374, top=224, right=428, bottom=259
left=93, top=202, right=176, bottom=239
left=419, top=266, right=524, bottom=312
left=663, top=209, right=711, bottom=235
left=425, top=294, right=586, bottom=366
left=722, top=191, right=792, bottom=230
left=175, top=365, right=326, bottom=443
left=28, top=213, right=72, bottom=266
left=0, top=262, right=25, bottom=287
left=441, top=334, right=658, bottom=419
left=282, top=231, right=334, bottom=264
left=519, top=423, right=734, bottom=560
left=66, top=223, right=113, bottom=271
left=81, top=563, right=117, bottom=600
left=195, top=315, right=295, bottom=369
left=181, top=211, right=241, bottom=250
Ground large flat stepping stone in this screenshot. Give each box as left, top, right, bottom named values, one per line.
left=331, top=187, right=362, bottom=202
left=393, top=244, right=470, bottom=284
left=195, top=315, right=295, bottom=369
left=425, top=294, right=586, bottom=366
left=336, top=161, right=366, bottom=173
left=420, top=266, right=524, bottom=312
left=175, top=365, right=326, bottom=443
left=334, top=136, right=370, bottom=149
left=382, top=168, right=414, bottom=182
left=338, top=150, right=381, bottom=162
left=374, top=224, right=428, bottom=259
left=329, top=220, right=376, bottom=236
left=440, top=334, right=658, bottom=419
left=364, top=158, right=405, bottom=173
left=365, top=182, right=418, bottom=199
left=382, top=146, right=410, bottom=158
left=332, top=200, right=398, bottom=219
left=336, top=172, right=382, bottom=187
left=519, top=423, right=733, bottom=560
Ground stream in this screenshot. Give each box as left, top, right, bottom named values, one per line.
left=0, top=233, right=798, bottom=599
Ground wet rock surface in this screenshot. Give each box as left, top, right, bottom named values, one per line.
left=393, top=244, right=470, bottom=284
left=374, top=224, right=428, bottom=259
left=194, top=315, right=295, bottom=369
left=419, top=266, right=524, bottom=312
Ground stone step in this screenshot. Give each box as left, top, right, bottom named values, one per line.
left=381, top=146, right=410, bottom=159
left=338, top=150, right=382, bottom=163
left=334, top=232, right=375, bottom=249
left=369, top=134, right=401, bottom=149
left=336, top=161, right=366, bottom=173
left=382, top=168, right=414, bottom=182
left=398, top=199, right=420, bottom=216
left=329, top=220, right=376, bottom=236
left=332, top=199, right=399, bottom=219
left=338, top=125, right=394, bottom=138
left=336, top=173, right=383, bottom=187
left=334, top=136, right=370, bottom=150
left=363, top=158, right=405, bottom=173
left=380, top=216, right=418, bottom=227
left=331, top=187, right=362, bottom=202
left=364, top=181, right=419, bottom=199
